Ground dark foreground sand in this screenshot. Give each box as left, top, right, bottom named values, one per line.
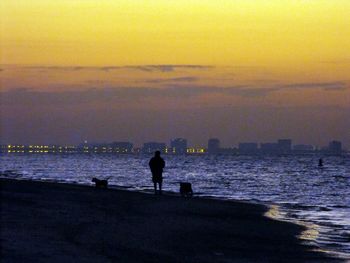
left=0, top=178, right=342, bottom=263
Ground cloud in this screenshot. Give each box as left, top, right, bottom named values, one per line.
left=1, top=88, right=148, bottom=105
left=2, top=80, right=347, bottom=107
left=0, top=85, right=280, bottom=106
left=124, top=65, right=213, bottom=72
left=6, top=64, right=213, bottom=73
left=223, top=87, right=279, bottom=97
left=282, top=81, right=348, bottom=91
left=0, top=86, right=212, bottom=106
left=145, top=76, right=198, bottom=83
left=24, top=66, right=86, bottom=72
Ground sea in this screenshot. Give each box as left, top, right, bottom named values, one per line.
left=1, top=153, right=349, bottom=259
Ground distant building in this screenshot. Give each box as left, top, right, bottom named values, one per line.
left=328, top=140, right=342, bottom=155
left=132, top=147, right=142, bottom=154
left=5, top=144, right=26, bottom=153
left=260, top=143, right=279, bottom=154
left=78, top=142, right=133, bottom=154
left=88, top=144, right=110, bottom=153
left=5, top=144, right=77, bottom=154
left=260, top=139, right=292, bottom=154
left=170, top=138, right=187, bottom=154
left=277, top=139, right=292, bottom=153
left=208, top=138, right=220, bottom=154
left=110, top=142, right=133, bottom=153
left=219, top=147, right=238, bottom=155
left=186, top=147, right=206, bottom=154
left=293, top=144, right=314, bottom=153
left=238, top=143, right=258, bottom=155
left=0, top=145, right=8, bottom=153
left=142, top=142, right=167, bottom=154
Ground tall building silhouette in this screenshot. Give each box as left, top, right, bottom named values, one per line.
left=238, top=143, right=258, bottom=155
left=328, top=140, right=342, bottom=155
left=142, top=142, right=167, bottom=154
left=208, top=138, right=220, bottom=154
left=110, top=142, right=133, bottom=153
left=293, top=144, right=314, bottom=153
left=260, top=142, right=279, bottom=154
left=170, top=138, right=187, bottom=154
left=277, top=139, right=292, bottom=154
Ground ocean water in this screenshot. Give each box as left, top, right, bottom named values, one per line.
left=1, top=154, right=349, bottom=258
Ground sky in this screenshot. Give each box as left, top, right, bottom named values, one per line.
left=1, top=0, right=349, bottom=148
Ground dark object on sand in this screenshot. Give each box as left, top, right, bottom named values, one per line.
left=92, top=178, right=108, bottom=188
left=180, top=182, right=193, bottom=197
left=318, top=158, right=323, bottom=167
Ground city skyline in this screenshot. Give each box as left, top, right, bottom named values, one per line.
left=1, top=138, right=346, bottom=153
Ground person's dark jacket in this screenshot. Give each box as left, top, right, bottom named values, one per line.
left=149, top=156, right=165, bottom=176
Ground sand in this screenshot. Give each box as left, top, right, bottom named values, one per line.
left=0, top=178, right=342, bottom=262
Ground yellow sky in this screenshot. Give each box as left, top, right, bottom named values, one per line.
left=1, top=0, right=350, bottom=107
left=1, top=0, right=350, bottom=71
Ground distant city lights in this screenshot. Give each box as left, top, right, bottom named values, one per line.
left=0, top=139, right=345, bottom=155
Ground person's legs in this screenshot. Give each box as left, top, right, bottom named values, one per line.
left=153, top=182, right=157, bottom=194
left=159, top=182, right=162, bottom=195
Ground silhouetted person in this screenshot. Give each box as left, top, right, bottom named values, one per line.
left=318, top=158, right=323, bottom=167
left=149, top=151, right=165, bottom=195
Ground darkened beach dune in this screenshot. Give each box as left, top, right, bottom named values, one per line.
left=0, top=178, right=342, bottom=262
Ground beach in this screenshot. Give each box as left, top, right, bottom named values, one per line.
left=0, top=178, right=342, bottom=262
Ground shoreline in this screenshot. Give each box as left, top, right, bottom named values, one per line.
left=0, top=178, right=343, bottom=262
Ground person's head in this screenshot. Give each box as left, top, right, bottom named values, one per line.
left=155, top=151, right=161, bottom=157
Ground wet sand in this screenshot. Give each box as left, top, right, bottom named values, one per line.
left=0, top=178, right=342, bottom=262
